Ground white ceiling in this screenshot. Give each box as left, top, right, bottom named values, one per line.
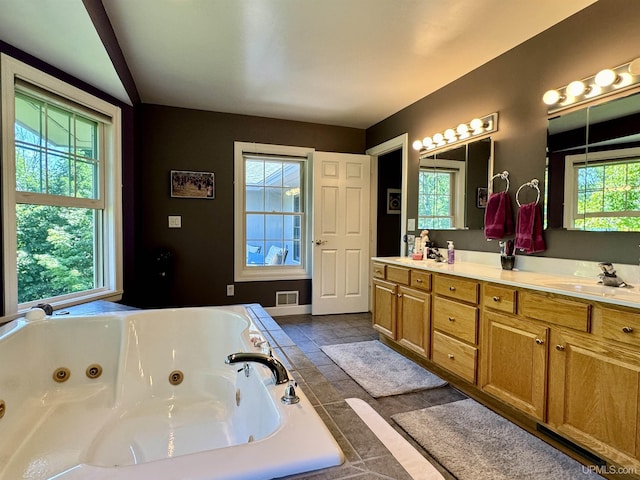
left=0, top=0, right=597, bottom=129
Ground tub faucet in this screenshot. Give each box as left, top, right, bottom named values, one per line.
left=225, top=352, right=289, bottom=384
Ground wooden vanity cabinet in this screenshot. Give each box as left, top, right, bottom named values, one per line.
left=372, top=263, right=432, bottom=357
left=371, top=259, right=640, bottom=474
left=431, top=274, right=479, bottom=383
left=480, top=310, right=549, bottom=420
left=548, top=327, right=640, bottom=469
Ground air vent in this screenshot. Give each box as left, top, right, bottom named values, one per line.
left=276, top=291, right=299, bottom=306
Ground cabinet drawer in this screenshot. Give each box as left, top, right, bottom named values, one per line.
left=483, top=284, right=517, bottom=314
left=597, top=307, right=640, bottom=347
left=434, top=275, right=479, bottom=304
left=410, top=270, right=432, bottom=291
left=432, top=331, right=477, bottom=383
left=372, top=262, right=386, bottom=279
left=386, top=265, right=410, bottom=285
left=433, top=296, right=478, bottom=344
left=520, top=291, right=590, bottom=332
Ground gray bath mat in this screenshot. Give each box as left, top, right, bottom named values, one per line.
left=392, top=398, right=603, bottom=479
left=321, top=340, right=446, bottom=397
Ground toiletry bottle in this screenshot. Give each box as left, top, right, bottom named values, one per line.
left=447, top=241, right=455, bottom=264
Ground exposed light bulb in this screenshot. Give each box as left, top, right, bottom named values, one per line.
left=543, top=89, right=561, bottom=105
left=433, top=133, right=444, bottom=144
left=456, top=123, right=469, bottom=135
left=444, top=128, right=456, bottom=141
left=469, top=118, right=483, bottom=132
left=566, top=80, right=587, bottom=97
left=594, top=69, right=617, bottom=87
left=412, top=140, right=423, bottom=151
left=422, top=136, right=433, bottom=147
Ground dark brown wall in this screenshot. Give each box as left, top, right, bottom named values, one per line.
left=133, top=104, right=365, bottom=308
left=366, top=0, right=640, bottom=264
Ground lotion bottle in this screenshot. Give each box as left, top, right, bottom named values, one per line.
left=447, top=241, right=455, bottom=264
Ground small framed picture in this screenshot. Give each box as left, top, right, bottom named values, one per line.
left=170, top=170, right=215, bottom=199
left=387, top=188, right=401, bottom=214
left=477, top=187, right=488, bottom=208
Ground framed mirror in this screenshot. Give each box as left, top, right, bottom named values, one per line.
left=547, top=91, right=640, bottom=231
left=418, top=137, right=492, bottom=230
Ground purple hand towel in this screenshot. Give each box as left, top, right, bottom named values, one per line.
left=484, top=191, right=513, bottom=239
left=515, top=202, right=546, bottom=254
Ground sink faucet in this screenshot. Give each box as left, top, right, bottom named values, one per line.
left=225, top=352, right=289, bottom=384
left=598, top=262, right=628, bottom=287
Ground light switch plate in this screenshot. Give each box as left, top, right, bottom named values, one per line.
left=168, top=215, right=182, bottom=228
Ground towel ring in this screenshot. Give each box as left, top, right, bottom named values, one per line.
left=516, top=179, right=540, bottom=207
left=489, top=171, right=510, bottom=193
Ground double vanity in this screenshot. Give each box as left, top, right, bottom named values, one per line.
left=372, top=254, right=640, bottom=475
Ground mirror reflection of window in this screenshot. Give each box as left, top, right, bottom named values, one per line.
left=565, top=149, right=640, bottom=230
left=547, top=91, right=640, bottom=231
left=418, top=166, right=459, bottom=229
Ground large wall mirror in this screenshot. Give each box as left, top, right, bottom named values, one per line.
left=547, top=90, right=640, bottom=231
left=418, top=137, right=492, bottom=230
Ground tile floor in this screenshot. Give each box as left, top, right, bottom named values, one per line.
left=249, top=307, right=465, bottom=480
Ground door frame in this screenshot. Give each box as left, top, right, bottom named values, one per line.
left=366, top=133, right=409, bottom=259
left=366, top=134, right=409, bottom=312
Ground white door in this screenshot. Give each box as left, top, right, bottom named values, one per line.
left=312, top=152, right=370, bottom=315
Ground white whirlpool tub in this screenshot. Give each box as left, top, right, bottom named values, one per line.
left=0, top=305, right=344, bottom=479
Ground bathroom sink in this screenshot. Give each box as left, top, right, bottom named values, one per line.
left=543, top=281, right=639, bottom=299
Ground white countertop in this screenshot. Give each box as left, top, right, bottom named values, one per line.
left=373, top=254, right=640, bottom=309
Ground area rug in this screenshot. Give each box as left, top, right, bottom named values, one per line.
left=392, top=398, right=603, bottom=479
left=321, top=340, right=446, bottom=397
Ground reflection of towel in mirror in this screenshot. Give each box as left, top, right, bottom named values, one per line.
left=514, top=202, right=546, bottom=254
left=484, top=192, right=514, bottom=239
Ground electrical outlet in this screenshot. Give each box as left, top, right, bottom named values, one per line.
left=226, top=284, right=235, bottom=296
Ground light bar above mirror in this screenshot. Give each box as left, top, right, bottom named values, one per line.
left=543, top=56, right=640, bottom=115
left=412, top=112, right=498, bottom=158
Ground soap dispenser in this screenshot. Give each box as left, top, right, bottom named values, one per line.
left=447, top=241, right=455, bottom=264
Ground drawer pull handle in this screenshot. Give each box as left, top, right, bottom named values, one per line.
left=535, top=338, right=544, bottom=345
left=416, top=278, right=423, bottom=283
left=555, top=345, right=565, bottom=351
left=447, top=354, right=455, bottom=359
left=448, top=316, right=455, bottom=322
left=622, top=326, right=634, bottom=334
left=449, top=286, right=456, bottom=292
left=492, top=296, right=500, bottom=302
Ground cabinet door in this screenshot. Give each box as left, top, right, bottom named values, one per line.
left=548, top=329, right=640, bottom=468
left=397, top=286, right=431, bottom=358
left=480, top=311, right=549, bottom=420
left=372, top=279, right=397, bottom=338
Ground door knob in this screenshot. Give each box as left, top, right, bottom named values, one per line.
left=313, top=240, right=327, bottom=246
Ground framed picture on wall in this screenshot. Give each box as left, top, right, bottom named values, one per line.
left=387, top=188, right=401, bottom=214
left=477, top=187, right=488, bottom=208
left=170, top=170, right=215, bottom=199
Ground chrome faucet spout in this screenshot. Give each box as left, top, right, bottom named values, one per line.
left=225, top=352, right=289, bottom=384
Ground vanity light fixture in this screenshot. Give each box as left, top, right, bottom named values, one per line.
left=543, top=56, right=640, bottom=114
left=412, top=112, right=498, bottom=156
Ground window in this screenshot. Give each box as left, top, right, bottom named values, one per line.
left=234, top=142, right=313, bottom=281
left=1, top=54, right=122, bottom=318
left=564, top=148, right=640, bottom=230
left=417, top=160, right=465, bottom=229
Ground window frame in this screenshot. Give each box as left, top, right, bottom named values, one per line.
left=234, top=141, right=313, bottom=282
left=1, top=54, right=123, bottom=319
left=563, top=146, right=640, bottom=229
left=417, top=159, right=465, bottom=229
